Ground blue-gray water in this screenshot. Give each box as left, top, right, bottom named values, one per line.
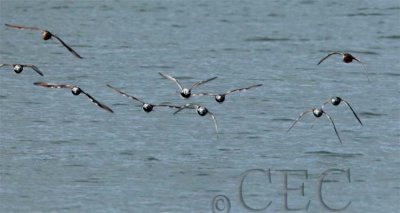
left=0, top=0, right=399, bottom=212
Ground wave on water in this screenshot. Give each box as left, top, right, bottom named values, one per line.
left=378, top=35, right=400, bottom=40
left=119, top=150, right=135, bottom=156
left=146, top=156, right=161, bottom=161
left=272, top=118, right=293, bottom=122
left=139, top=65, right=175, bottom=69
left=359, top=111, right=386, bottom=117
left=305, top=150, right=362, bottom=158
left=244, top=36, right=290, bottom=42
left=72, top=177, right=101, bottom=183
left=382, top=72, right=400, bottom=77
left=347, top=12, right=388, bottom=17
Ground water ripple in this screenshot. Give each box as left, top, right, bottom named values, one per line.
left=120, top=150, right=135, bottom=156
left=244, top=36, right=290, bottom=42
left=382, top=72, right=400, bottom=77
left=359, top=111, right=386, bottom=117
left=139, top=65, right=175, bottom=69
left=63, top=164, right=86, bottom=168
left=72, top=177, right=101, bottom=183
left=347, top=12, right=388, bottom=17
left=272, top=118, right=293, bottom=122
left=305, top=151, right=363, bottom=158
left=146, top=156, right=161, bottom=161
left=50, top=140, right=71, bottom=144
left=378, top=35, right=400, bottom=40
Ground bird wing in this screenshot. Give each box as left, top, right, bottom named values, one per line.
left=80, top=90, right=113, bottom=113
left=191, top=92, right=216, bottom=97
left=191, top=76, right=217, bottom=89
left=320, top=99, right=331, bottom=109
left=173, top=103, right=197, bottom=114
left=317, top=52, right=343, bottom=65
left=159, top=72, right=183, bottom=90
left=287, top=109, right=313, bottom=133
left=323, top=112, right=342, bottom=144
left=342, top=99, right=363, bottom=126
left=153, top=104, right=181, bottom=109
left=51, top=34, right=83, bottom=59
left=33, top=82, right=73, bottom=89
left=0, top=64, right=13, bottom=68
left=352, top=57, right=370, bottom=82
left=107, top=84, right=145, bottom=104
left=225, top=84, right=263, bottom=95
left=25, top=65, right=44, bottom=76
left=208, top=112, right=219, bottom=135
left=5, top=24, right=42, bottom=31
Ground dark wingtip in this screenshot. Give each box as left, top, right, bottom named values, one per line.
left=71, top=51, right=83, bottom=59
left=103, top=107, right=114, bottom=113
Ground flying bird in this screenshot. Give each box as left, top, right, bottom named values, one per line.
left=33, top=82, right=113, bottom=113
left=5, top=24, right=83, bottom=59
left=193, top=84, right=263, bottom=103
left=174, top=103, right=219, bottom=135
left=317, top=52, right=369, bottom=81
left=0, top=63, right=43, bottom=76
left=107, top=84, right=180, bottom=112
left=159, top=72, right=217, bottom=99
left=321, top=96, right=363, bottom=126
left=287, top=108, right=342, bottom=144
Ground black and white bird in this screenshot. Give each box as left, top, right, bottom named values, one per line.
left=5, top=24, right=83, bottom=59
left=321, top=96, right=363, bottom=126
left=174, top=103, right=219, bottom=135
left=317, top=52, right=369, bottom=81
left=34, top=82, right=113, bottom=113
left=287, top=108, right=342, bottom=144
left=159, top=72, right=217, bottom=99
left=193, top=84, right=263, bottom=103
left=1, top=63, right=43, bottom=76
left=107, top=84, right=180, bottom=112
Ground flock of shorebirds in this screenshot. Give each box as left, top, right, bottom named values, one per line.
left=1, top=23, right=368, bottom=142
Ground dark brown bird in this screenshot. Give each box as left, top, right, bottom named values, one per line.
left=0, top=63, right=43, bottom=76
left=317, top=52, right=369, bottom=81
left=107, top=84, right=180, bottom=113
left=34, top=82, right=113, bottom=113
left=5, top=24, right=83, bottom=59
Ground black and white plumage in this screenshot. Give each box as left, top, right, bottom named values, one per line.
left=159, top=72, right=217, bottom=99
left=193, top=84, right=263, bottom=103
left=107, top=84, right=180, bottom=112
left=174, top=103, right=219, bottom=135
left=317, top=52, right=369, bottom=81
left=0, top=63, right=43, bottom=76
left=321, top=96, right=363, bottom=126
left=33, top=82, right=113, bottom=113
left=287, top=108, right=342, bottom=144
left=5, top=24, right=83, bottom=59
